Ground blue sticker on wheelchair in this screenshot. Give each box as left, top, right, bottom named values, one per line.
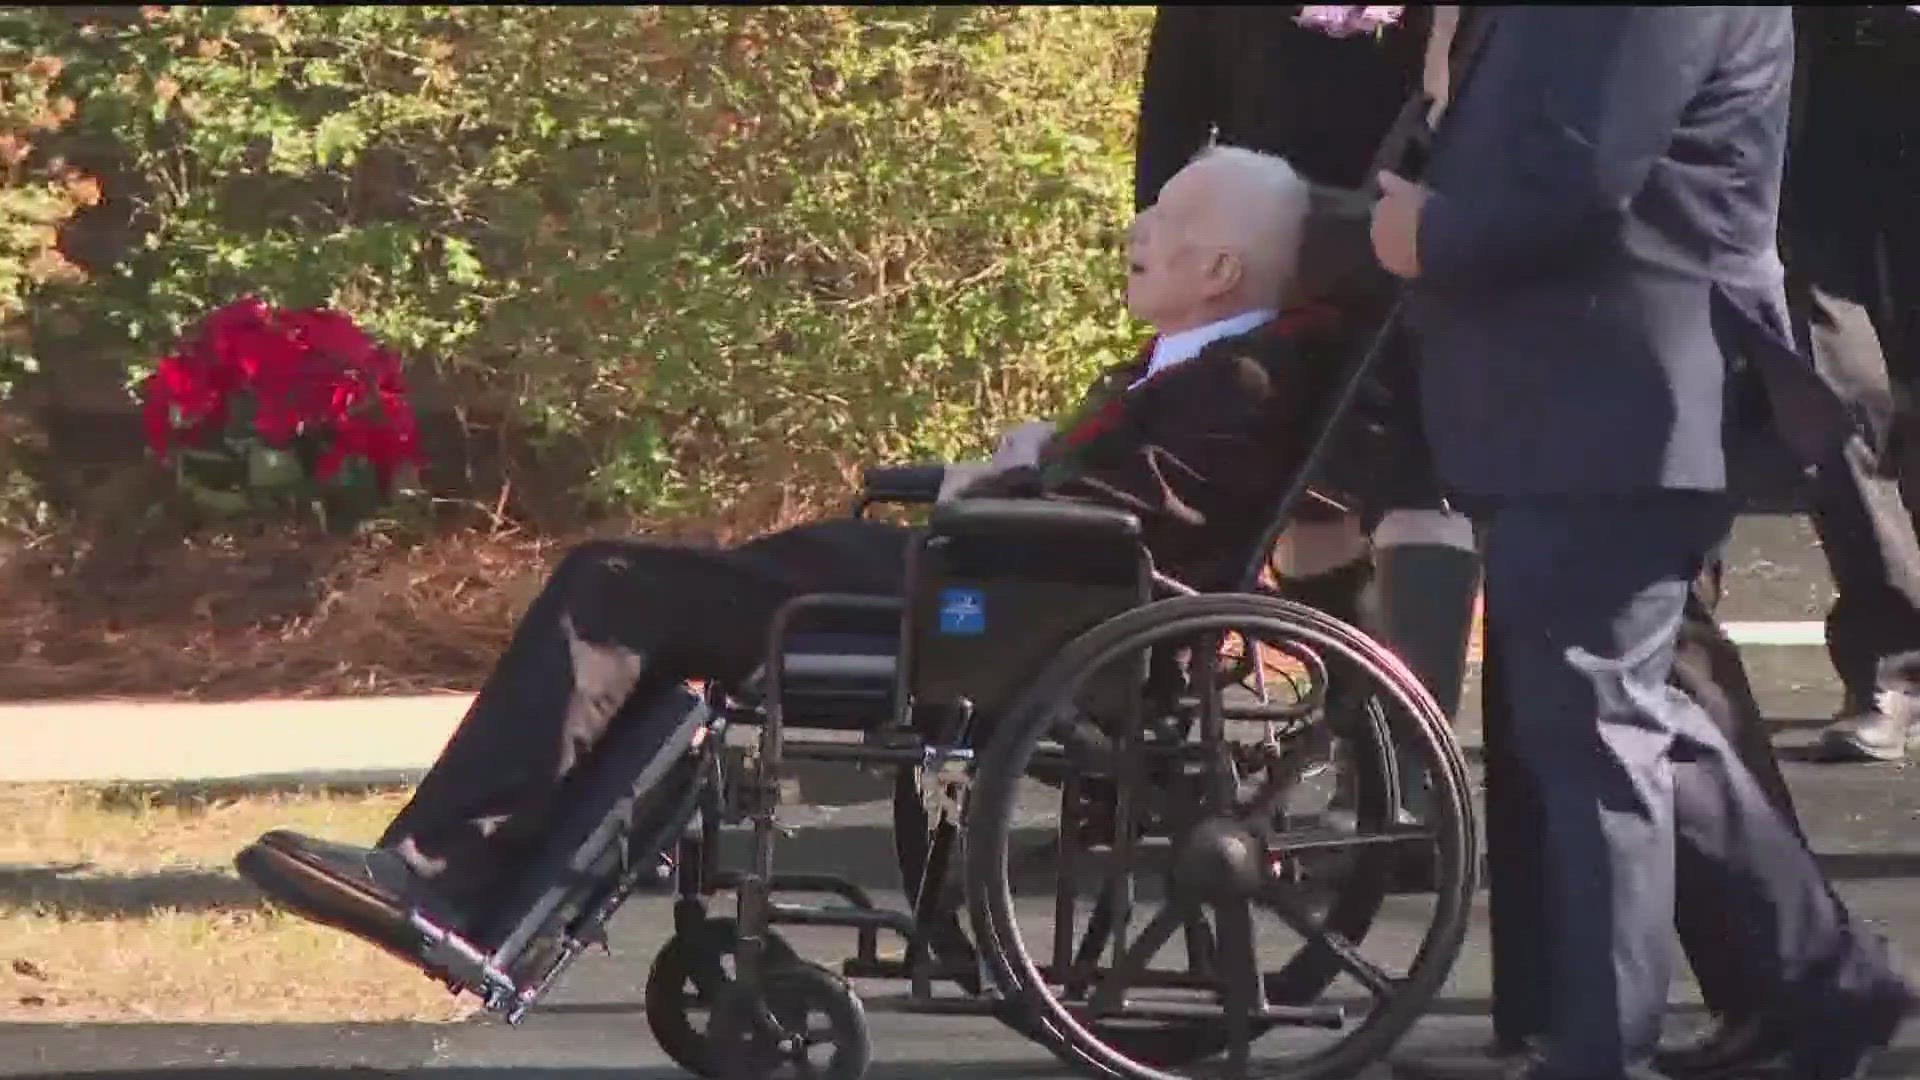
left=938, top=588, right=987, bottom=636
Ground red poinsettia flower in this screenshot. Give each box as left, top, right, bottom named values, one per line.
left=137, top=297, right=425, bottom=495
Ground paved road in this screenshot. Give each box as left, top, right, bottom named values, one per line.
left=8, top=510, right=1920, bottom=1077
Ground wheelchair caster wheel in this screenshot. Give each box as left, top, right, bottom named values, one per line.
left=709, top=960, right=871, bottom=1080
left=645, top=918, right=798, bottom=1079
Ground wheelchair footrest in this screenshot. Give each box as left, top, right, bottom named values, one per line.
left=471, top=686, right=712, bottom=967
left=408, top=910, right=521, bottom=1010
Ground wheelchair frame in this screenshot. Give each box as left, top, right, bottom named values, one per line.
left=384, top=302, right=1481, bottom=1080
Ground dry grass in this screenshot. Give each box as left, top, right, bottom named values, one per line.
left=0, top=783, right=475, bottom=1023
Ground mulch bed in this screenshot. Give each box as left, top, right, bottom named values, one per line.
left=0, top=525, right=566, bottom=702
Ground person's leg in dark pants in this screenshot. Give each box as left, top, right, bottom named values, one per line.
left=1478, top=500, right=1905, bottom=1080
left=1478, top=621, right=1553, bottom=1056
left=1659, top=544, right=1816, bottom=1072
left=1478, top=534, right=1821, bottom=1070
left=1787, top=236, right=1920, bottom=762
left=1671, top=548, right=1803, bottom=834
left=259, top=520, right=914, bottom=922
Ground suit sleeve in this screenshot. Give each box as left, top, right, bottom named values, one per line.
left=1134, top=6, right=1218, bottom=212
left=1418, top=6, right=1725, bottom=288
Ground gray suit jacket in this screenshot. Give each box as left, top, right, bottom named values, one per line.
left=1405, top=6, right=1844, bottom=504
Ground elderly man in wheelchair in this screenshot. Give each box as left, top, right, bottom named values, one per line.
left=236, top=146, right=1476, bottom=1080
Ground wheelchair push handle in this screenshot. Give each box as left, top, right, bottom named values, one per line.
left=854, top=464, right=948, bottom=515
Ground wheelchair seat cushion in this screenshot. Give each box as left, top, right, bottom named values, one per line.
left=773, top=631, right=899, bottom=682
left=727, top=631, right=902, bottom=731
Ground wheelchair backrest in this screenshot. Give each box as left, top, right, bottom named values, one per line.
left=1162, top=184, right=1406, bottom=597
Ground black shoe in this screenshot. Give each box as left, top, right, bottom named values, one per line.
left=1794, top=979, right=1918, bottom=1080
left=235, top=830, right=466, bottom=959
left=1654, top=1016, right=1788, bottom=1078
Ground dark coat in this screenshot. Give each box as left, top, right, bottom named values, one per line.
left=1134, top=5, right=1428, bottom=208
left=962, top=307, right=1360, bottom=587
left=1404, top=6, right=1842, bottom=502
left=1784, top=5, right=1920, bottom=386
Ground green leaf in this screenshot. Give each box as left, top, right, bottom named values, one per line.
left=313, top=111, right=367, bottom=168
left=246, top=444, right=304, bottom=490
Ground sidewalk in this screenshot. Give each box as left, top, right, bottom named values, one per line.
left=0, top=695, right=472, bottom=784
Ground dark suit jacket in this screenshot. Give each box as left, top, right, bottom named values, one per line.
left=962, top=308, right=1358, bottom=588
left=1405, top=6, right=1845, bottom=502
left=1784, top=5, right=1920, bottom=392
left=1786, top=6, right=1920, bottom=246
left=1134, top=5, right=1427, bottom=208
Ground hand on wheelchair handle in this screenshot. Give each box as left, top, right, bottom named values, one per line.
left=991, top=420, right=1056, bottom=469
left=937, top=462, right=999, bottom=503
left=858, top=464, right=948, bottom=505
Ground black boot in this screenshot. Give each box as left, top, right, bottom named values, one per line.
left=1274, top=553, right=1375, bottom=626
left=1366, top=538, right=1481, bottom=891
left=1275, top=554, right=1377, bottom=727
left=1274, top=556, right=1376, bottom=826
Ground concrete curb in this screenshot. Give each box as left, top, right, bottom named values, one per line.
left=0, top=695, right=472, bottom=784
left=1, top=665, right=1497, bottom=787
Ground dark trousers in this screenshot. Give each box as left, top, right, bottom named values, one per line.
left=1487, top=535, right=1808, bottom=1048
left=1476, top=501, right=1896, bottom=1077
left=377, top=520, right=912, bottom=912
left=1788, top=228, right=1920, bottom=709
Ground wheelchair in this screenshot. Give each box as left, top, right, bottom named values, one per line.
left=362, top=308, right=1481, bottom=1080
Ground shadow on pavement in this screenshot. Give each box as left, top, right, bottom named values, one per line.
left=28, top=1060, right=660, bottom=1068
left=6, top=831, right=1916, bottom=925
left=1816, top=850, right=1920, bottom=882
left=26, top=1065, right=1067, bottom=1080
left=26, top=1050, right=1920, bottom=1079
left=0, top=862, right=265, bottom=917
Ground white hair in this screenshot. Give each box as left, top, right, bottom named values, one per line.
left=1179, top=145, right=1312, bottom=299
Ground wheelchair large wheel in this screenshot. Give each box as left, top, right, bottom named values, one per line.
left=964, top=593, right=1477, bottom=1080
left=889, top=698, right=1401, bottom=1068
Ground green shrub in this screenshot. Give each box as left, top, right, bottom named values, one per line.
left=6, top=5, right=1152, bottom=529
left=0, top=42, right=93, bottom=394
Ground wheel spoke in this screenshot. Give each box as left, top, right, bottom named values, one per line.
left=1211, top=897, right=1261, bottom=1078
left=1194, top=633, right=1237, bottom=806
left=1271, top=826, right=1438, bottom=854
left=1266, top=891, right=1402, bottom=998
left=1086, top=902, right=1191, bottom=1014
left=1067, top=890, right=1116, bottom=996
left=1183, top=909, right=1217, bottom=977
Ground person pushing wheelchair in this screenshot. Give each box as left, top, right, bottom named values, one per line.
left=235, top=145, right=1404, bottom=962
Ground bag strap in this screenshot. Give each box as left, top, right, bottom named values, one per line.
left=1429, top=5, right=1497, bottom=135
left=1362, top=7, right=1499, bottom=190
left=1422, top=7, right=1462, bottom=126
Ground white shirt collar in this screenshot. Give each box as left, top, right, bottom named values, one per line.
left=1136, top=309, right=1278, bottom=388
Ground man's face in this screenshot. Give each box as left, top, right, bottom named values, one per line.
left=1126, top=167, right=1229, bottom=331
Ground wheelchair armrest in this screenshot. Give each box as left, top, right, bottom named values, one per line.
left=928, top=497, right=1141, bottom=541
left=860, top=464, right=947, bottom=506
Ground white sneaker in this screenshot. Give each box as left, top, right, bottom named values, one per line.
left=1816, top=690, right=1920, bottom=763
